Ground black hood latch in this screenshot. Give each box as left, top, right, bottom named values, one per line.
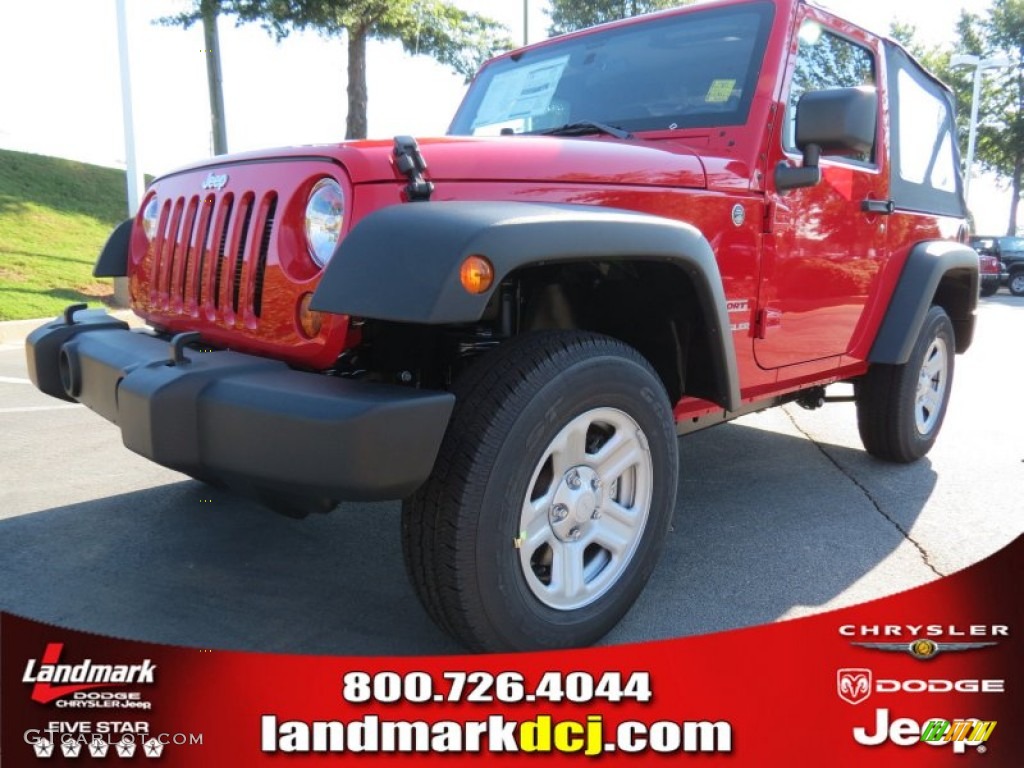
left=393, top=135, right=435, bottom=202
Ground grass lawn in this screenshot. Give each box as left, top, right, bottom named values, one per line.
left=0, top=149, right=133, bottom=321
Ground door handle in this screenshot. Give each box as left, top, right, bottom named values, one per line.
left=861, top=199, right=895, bottom=215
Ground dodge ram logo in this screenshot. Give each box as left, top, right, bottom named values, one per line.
left=838, top=668, right=872, bottom=705
left=201, top=172, right=229, bottom=190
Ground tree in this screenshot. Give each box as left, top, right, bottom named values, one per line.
left=158, top=0, right=231, bottom=154
left=547, top=0, right=694, bottom=37
left=947, top=4, right=1024, bottom=235
left=240, top=0, right=511, bottom=140
left=160, top=1, right=510, bottom=141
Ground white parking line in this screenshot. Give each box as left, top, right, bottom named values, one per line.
left=0, top=376, right=31, bottom=384
left=0, top=405, right=82, bottom=414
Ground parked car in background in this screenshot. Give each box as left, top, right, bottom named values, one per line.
left=971, top=235, right=1023, bottom=296
left=997, top=237, right=1024, bottom=296
left=971, top=244, right=1002, bottom=297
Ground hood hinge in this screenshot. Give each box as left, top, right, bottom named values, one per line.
left=393, top=135, right=434, bottom=202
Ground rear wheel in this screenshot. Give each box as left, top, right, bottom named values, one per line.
left=855, top=305, right=955, bottom=462
left=1009, top=271, right=1024, bottom=297
left=402, top=331, right=678, bottom=651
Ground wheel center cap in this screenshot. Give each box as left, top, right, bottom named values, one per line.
left=548, top=466, right=602, bottom=543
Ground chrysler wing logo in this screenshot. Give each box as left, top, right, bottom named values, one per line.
left=851, top=639, right=997, bottom=660
left=201, top=172, right=228, bottom=190
left=838, top=668, right=872, bottom=705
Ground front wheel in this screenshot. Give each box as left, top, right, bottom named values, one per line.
left=1009, top=271, right=1024, bottom=297
left=402, top=331, right=678, bottom=652
left=855, top=305, right=955, bottom=462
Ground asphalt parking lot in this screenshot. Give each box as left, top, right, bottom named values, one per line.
left=1, top=295, right=1021, bottom=655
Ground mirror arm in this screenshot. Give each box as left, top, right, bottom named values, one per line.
left=774, top=142, right=822, bottom=192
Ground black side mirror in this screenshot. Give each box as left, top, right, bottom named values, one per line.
left=776, top=86, right=877, bottom=191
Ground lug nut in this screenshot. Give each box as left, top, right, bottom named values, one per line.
left=590, top=476, right=601, bottom=491
left=551, top=504, right=569, bottom=522
left=591, top=508, right=601, bottom=520
left=569, top=526, right=582, bottom=540
left=566, top=470, right=581, bottom=489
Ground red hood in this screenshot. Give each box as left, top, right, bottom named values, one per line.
left=161, top=136, right=708, bottom=189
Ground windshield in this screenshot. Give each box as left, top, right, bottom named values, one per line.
left=449, top=2, right=774, bottom=137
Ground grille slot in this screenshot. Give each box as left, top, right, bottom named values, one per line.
left=162, top=200, right=184, bottom=306
left=253, top=194, right=277, bottom=318
left=194, top=195, right=216, bottom=307
left=177, top=196, right=199, bottom=303
left=232, top=195, right=255, bottom=314
left=213, top=194, right=234, bottom=312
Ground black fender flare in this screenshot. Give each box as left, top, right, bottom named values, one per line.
left=312, top=201, right=740, bottom=411
left=93, top=218, right=133, bottom=278
left=869, top=240, right=978, bottom=364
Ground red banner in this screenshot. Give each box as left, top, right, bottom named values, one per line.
left=3, top=535, right=1021, bottom=765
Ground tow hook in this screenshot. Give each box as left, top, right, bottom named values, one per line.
left=168, top=332, right=202, bottom=366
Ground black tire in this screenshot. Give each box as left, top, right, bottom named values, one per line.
left=855, top=305, right=955, bottom=463
left=980, top=282, right=998, bottom=298
left=402, top=330, right=678, bottom=652
left=1009, top=271, right=1024, bottom=297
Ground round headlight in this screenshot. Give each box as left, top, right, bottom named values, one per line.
left=142, top=196, right=160, bottom=240
left=305, top=178, right=345, bottom=267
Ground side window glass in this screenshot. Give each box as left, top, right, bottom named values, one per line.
left=785, top=21, right=876, bottom=161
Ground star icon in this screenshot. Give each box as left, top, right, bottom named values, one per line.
left=33, top=737, right=54, bottom=758
left=89, top=737, right=110, bottom=758
left=143, top=738, right=165, bottom=758
left=115, top=738, right=137, bottom=758
left=61, top=739, right=83, bottom=757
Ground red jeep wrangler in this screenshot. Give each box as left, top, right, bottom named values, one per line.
left=27, top=0, right=976, bottom=652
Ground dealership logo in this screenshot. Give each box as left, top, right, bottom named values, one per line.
left=853, top=709, right=996, bottom=754
left=922, top=719, right=997, bottom=745
left=838, top=669, right=872, bottom=705
left=22, top=643, right=156, bottom=704
left=837, top=668, right=1004, bottom=705
left=201, top=172, right=229, bottom=190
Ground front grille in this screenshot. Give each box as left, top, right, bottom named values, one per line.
left=149, top=189, right=275, bottom=324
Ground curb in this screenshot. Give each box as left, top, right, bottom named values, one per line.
left=0, top=310, right=143, bottom=347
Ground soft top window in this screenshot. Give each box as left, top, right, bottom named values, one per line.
left=885, top=42, right=966, bottom=218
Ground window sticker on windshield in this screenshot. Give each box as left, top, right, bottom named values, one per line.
left=705, top=79, right=737, bottom=103
left=473, top=55, right=571, bottom=130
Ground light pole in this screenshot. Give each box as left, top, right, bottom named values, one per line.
left=950, top=53, right=1011, bottom=203
left=114, top=0, right=142, bottom=308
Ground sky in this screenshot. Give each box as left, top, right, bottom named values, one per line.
left=0, top=0, right=1014, bottom=232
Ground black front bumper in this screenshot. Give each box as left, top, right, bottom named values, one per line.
left=25, top=309, right=454, bottom=502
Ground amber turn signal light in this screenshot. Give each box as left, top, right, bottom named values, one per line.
left=297, top=293, right=323, bottom=338
left=460, top=255, right=494, bottom=294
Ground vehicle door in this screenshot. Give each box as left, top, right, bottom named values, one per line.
left=756, top=12, right=889, bottom=369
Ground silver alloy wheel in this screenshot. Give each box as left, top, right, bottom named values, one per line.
left=1011, top=273, right=1024, bottom=294
left=517, top=407, right=654, bottom=611
left=915, top=336, right=949, bottom=435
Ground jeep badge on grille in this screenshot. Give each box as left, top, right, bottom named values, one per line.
left=201, top=172, right=228, bottom=190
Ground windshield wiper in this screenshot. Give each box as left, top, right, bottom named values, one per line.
left=536, top=121, right=634, bottom=140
